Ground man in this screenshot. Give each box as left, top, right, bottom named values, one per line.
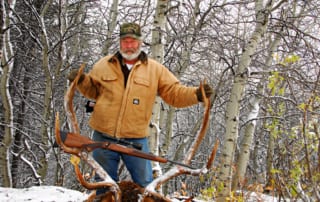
left=68, top=22, right=213, bottom=195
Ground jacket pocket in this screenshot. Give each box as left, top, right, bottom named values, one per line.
left=101, top=74, right=117, bottom=81
left=134, top=77, right=150, bottom=87
left=100, top=74, right=120, bottom=101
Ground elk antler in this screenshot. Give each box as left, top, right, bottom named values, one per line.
left=55, top=64, right=121, bottom=201
left=144, top=80, right=219, bottom=197
left=57, top=71, right=218, bottom=201
left=64, top=64, right=85, bottom=134
left=206, top=139, right=220, bottom=169
left=185, top=80, right=211, bottom=164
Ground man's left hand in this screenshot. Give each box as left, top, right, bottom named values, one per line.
left=196, top=83, right=214, bottom=102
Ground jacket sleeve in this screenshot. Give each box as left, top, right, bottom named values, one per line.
left=77, top=73, right=101, bottom=100
left=158, top=66, right=199, bottom=108
left=76, top=57, right=111, bottom=99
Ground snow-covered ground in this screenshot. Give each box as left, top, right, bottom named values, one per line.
left=0, top=186, right=88, bottom=202
left=0, top=186, right=287, bottom=202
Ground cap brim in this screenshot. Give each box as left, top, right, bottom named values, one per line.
left=120, top=34, right=142, bottom=40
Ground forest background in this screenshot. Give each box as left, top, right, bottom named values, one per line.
left=0, top=0, right=319, bottom=201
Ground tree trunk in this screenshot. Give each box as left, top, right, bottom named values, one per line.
left=216, top=0, right=272, bottom=200
left=232, top=25, right=282, bottom=190
left=102, top=0, right=118, bottom=56
left=11, top=65, right=30, bottom=187
left=37, top=0, right=53, bottom=180
left=0, top=0, right=15, bottom=187
left=53, top=0, right=88, bottom=186
left=231, top=90, right=261, bottom=190
left=0, top=0, right=3, bottom=61
left=149, top=0, right=168, bottom=177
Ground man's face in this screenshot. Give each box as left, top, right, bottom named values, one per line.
left=120, top=37, right=141, bottom=61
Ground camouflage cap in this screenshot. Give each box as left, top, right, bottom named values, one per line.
left=120, top=22, right=142, bottom=40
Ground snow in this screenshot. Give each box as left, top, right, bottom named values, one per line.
left=0, top=186, right=88, bottom=202
left=0, top=186, right=290, bottom=202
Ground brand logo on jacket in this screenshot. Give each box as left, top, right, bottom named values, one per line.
left=133, top=99, right=140, bottom=105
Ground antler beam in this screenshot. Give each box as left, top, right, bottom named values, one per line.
left=144, top=80, right=219, bottom=198
left=56, top=64, right=120, bottom=201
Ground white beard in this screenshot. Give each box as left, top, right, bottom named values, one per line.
left=120, top=47, right=141, bottom=61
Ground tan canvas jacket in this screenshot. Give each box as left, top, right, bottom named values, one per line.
left=77, top=52, right=199, bottom=138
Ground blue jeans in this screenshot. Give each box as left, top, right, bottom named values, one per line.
left=92, top=131, right=153, bottom=195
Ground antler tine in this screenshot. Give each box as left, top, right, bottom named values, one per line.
left=64, top=64, right=85, bottom=134
left=74, top=163, right=121, bottom=201
left=144, top=79, right=212, bottom=197
left=62, top=64, right=121, bottom=201
left=206, top=139, right=219, bottom=169
left=184, top=79, right=211, bottom=165
left=74, top=164, right=115, bottom=189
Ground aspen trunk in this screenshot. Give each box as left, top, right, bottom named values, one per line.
left=0, top=0, right=15, bottom=187
left=232, top=28, right=282, bottom=190
left=37, top=1, right=53, bottom=180
left=102, top=0, right=118, bottom=56
left=149, top=0, right=168, bottom=176
left=231, top=93, right=260, bottom=190
left=216, top=0, right=272, bottom=200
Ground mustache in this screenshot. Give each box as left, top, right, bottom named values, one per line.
left=122, top=48, right=137, bottom=53
left=120, top=48, right=141, bottom=61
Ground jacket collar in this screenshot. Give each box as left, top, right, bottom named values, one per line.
left=108, top=51, right=148, bottom=65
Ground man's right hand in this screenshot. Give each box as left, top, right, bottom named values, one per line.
left=67, top=69, right=85, bottom=84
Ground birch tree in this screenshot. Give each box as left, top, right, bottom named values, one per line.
left=0, top=0, right=3, bottom=61
left=262, top=1, right=320, bottom=198
left=231, top=4, right=285, bottom=189
left=216, top=0, right=275, bottom=200
left=148, top=0, right=167, bottom=178
left=101, top=0, right=119, bottom=56
left=223, top=1, right=320, bottom=201
left=1, top=0, right=99, bottom=187
left=0, top=0, right=15, bottom=187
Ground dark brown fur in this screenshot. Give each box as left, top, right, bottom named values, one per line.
left=86, top=181, right=171, bottom=202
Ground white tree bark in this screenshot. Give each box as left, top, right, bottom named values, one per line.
left=37, top=0, right=54, bottom=180
left=232, top=21, right=282, bottom=190
left=102, top=0, right=119, bottom=56
left=149, top=0, right=168, bottom=178
left=231, top=91, right=261, bottom=189
left=0, top=0, right=16, bottom=187
left=216, top=0, right=274, bottom=200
